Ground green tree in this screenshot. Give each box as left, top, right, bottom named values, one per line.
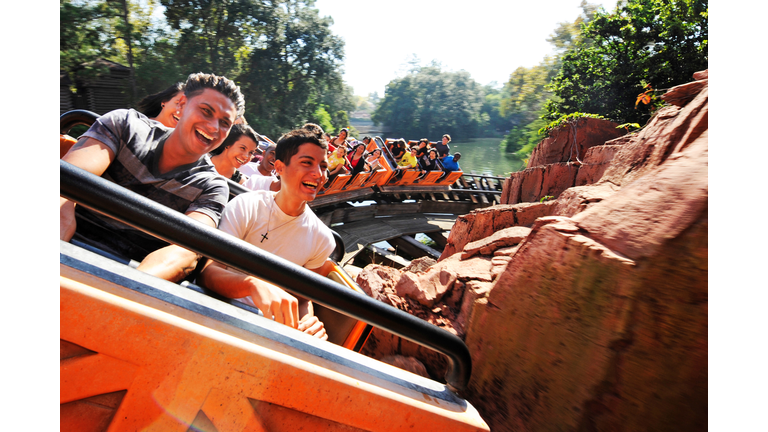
left=231, top=2, right=345, bottom=138
left=61, top=0, right=114, bottom=80
left=477, top=84, right=511, bottom=137
left=498, top=60, right=558, bottom=154
left=546, top=0, right=708, bottom=124
left=311, top=106, right=335, bottom=135
left=498, top=1, right=601, bottom=156
left=372, top=65, right=485, bottom=140
left=61, top=0, right=174, bottom=104
left=546, top=0, right=601, bottom=64
left=318, top=82, right=356, bottom=131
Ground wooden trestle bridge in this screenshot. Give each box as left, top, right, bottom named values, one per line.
left=308, top=173, right=507, bottom=268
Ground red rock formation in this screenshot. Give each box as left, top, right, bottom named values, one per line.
left=573, top=143, right=624, bottom=186
left=500, top=118, right=625, bottom=206
left=528, top=117, right=624, bottom=167
left=357, top=70, right=708, bottom=431
left=357, top=253, right=501, bottom=380
left=465, top=72, right=707, bottom=431
left=440, top=202, right=554, bottom=260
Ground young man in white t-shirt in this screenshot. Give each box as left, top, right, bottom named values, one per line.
left=242, top=171, right=280, bottom=192
left=199, top=129, right=335, bottom=339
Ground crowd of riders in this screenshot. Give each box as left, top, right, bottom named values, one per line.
left=60, top=72, right=463, bottom=343
left=135, top=80, right=461, bottom=190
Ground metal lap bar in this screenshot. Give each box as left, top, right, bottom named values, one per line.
left=60, top=159, right=472, bottom=392
left=226, top=178, right=251, bottom=199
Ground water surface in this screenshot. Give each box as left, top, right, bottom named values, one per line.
left=447, top=138, right=526, bottom=176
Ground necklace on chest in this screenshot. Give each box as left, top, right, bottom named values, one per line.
left=260, top=194, right=301, bottom=243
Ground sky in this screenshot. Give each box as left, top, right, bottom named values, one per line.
left=313, top=0, right=619, bottom=97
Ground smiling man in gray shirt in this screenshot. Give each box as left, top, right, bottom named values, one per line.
left=60, top=72, right=244, bottom=282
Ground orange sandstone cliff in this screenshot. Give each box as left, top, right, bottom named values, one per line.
left=356, top=70, right=708, bottom=431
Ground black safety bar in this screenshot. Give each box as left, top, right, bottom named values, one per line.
left=225, top=178, right=251, bottom=199
left=60, top=160, right=471, bottom=392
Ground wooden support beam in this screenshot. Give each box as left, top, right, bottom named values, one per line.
left=387, top=235, right=442, bottom=260
left=425, top=231, right=448, bottom=249
left=360, top=244, right=410, bottom=269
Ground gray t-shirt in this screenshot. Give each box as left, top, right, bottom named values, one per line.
left=73, top=109, right=229, bottom=261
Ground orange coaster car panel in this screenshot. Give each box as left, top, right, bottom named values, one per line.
left=438, top=170, right=464, bottom=185
left=388, top=169, right=422, bottom=186
left=61, top=134, right=77, bottom=159
left=415, top=170, right=444, bottom=185
left=60, top=242, right=490, bottom=432
left=315, top=262, right=372, bottom=352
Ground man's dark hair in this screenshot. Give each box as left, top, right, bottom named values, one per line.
left=301, top=123, right=325, bottom=139
left=453, top=152, right=462, bottom=161
left=419, top=138, right=429, bottom=144
left=136, top=82, right=184, bottom=118
left=275, top=129, right=328, bottom=165
left=209, top=124, right=261, bottom=156
left=184, top=72, right=245, bottom=117
left=442, top=134, right=452, bottom=142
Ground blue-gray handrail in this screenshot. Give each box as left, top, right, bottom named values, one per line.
left=60, top=159, right=472, bottom=392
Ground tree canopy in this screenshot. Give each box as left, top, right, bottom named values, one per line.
left=497, top=1, right=599, bottom=155
left=61, top=0, right=352, bottom=139
left=546, top=0, right=708, bottom=124
left=497, top=0, right=708, bottom=158
left=372, top=64, right=488, bottom=140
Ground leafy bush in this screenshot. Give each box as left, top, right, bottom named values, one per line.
left=538, top=112, right=606, bottom=137
left=546, top=0, right=708, bottom=125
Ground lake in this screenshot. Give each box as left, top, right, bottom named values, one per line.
left=447, top=137, right=526, bottom=176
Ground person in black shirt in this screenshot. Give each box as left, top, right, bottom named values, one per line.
left=414, top=138, right=429, bottom=160
left=433, top=134, right=451, bottom=159
left=419, top=148, right=441, bottom=171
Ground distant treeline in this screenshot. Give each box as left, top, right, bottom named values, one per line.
left=371, top=0, right=708, bottom=157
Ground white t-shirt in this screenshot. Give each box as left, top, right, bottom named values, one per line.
left=218, top=191, right=336, bottom=307
left=242, top=174, right=278, bottom=191
left=239, top=161, right=272, bottom=177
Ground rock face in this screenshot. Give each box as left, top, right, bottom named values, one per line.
left=500, top=118, right=625, bottom=206
left=439, top=202, right=554, bottom=260
left=356, top=71, right=708, bottom=431
left=527, top=117, right=624, bottom=168
left=357, top=249, right=515, bottom=380
left=465, top=213, right=707, bottom=432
